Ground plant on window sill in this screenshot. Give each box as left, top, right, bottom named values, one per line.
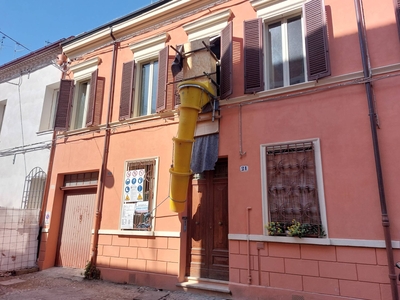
left=266, top=221, right=286, bottom=236
left=287, top=219, right=326, bottom=238
left=266, top=220, right=326, bottom=238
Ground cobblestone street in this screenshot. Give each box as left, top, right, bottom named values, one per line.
left=0, top=268, right=231, bottom=300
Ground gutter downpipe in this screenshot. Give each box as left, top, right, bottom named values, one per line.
left=91, top=29, right=118, bottom=266
left=38, top=46, right=66, bottom=260
left=354, top=1, right=398, bottom=298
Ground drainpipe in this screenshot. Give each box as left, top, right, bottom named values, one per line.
left=38, top=49, right=67, bottom=260
left=354, top=1, right=398, bottom=299
left=91, top=29, right=118, bottom=266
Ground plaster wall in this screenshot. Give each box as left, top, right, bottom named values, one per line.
left=0, top=65, right=60, bottom=208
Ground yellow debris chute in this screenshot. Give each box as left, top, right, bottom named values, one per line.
left=169, top=80, right=215, bottom=213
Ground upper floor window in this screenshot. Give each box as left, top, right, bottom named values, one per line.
left=267, top=15, right=305, bottom=89
left=119, top=33, right=169, bottom=120
left=139, top=59, right=159, bottom=116
left=71, top=80, right=90, bottom=129
left=54, top=57, right=105, bottom=131
left=39, top=83, right=59, bottom=132
left=245, top=0, right=330, bottom=93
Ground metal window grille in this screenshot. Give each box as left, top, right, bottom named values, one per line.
left=21, top=167, right=46, bottom=209
left=123, top=159, right=156, bottom=230
left=64, top=172, right=99, bottom=187
left=266, top=142, right=321, bottom=226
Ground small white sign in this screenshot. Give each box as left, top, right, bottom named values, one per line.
left=240, top=165, right=249, bottom=172
left=121, top=203, right=136, bottom=229
left=44, top=211, right=51, bottom=225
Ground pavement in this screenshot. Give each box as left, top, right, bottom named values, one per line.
left=0, top=267, right=230, bottom=300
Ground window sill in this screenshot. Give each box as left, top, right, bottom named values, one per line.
left=229, top=233, right=400, bottom=249
left=56, top=111, right=177, bottom=137
left=111, top=110, right=176, bottom=127
left=56, top=125, right=102, bottom=137
left=36, top=129, right=54, bottom=136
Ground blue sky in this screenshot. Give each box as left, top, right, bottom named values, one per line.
left=0, top=1, right=158, bottom=65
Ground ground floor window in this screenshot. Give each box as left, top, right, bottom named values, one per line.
left=121, top=157, right=158, bottom=231
left=261, top=139, right=327, bottom=238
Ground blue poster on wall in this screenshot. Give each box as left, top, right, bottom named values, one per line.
left=123, top=169, right=145, bottom=202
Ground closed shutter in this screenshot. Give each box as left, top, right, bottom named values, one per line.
left=119, top=61, right=135, bottom=120
left=54, top=79, right=74, bottom=131
left=244, top=18, right=264, bottom=94
left=395, top=0, right=400, bottom=40
left=220, top=22, right=233, bottom=99
left=156, top=46, right=169, bottom=113
left=304, top=0, right=331, bottom=80
left=86, top=70, right=105, bottom=127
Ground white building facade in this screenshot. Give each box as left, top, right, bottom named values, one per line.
left=0, top=42, right=63, bottom=209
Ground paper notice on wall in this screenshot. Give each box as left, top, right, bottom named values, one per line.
left=135, top=201, right=149, bottom=214
left=123, top=169, right=145, bottom=202
left=120, top=203, right=136, bottom=229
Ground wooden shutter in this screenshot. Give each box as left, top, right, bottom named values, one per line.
left=156, top=46, right=169, bottom=113
left=54, top=79, right=74, bottom=131
left=220, top=22, right=233, bottom=99
left=244, top=18, right=264, bottom=94
left=304, top=0, right=331, bottom=80
left=119, top=61, right=135, bottom=120
left=86, top=70, right=104, bottom=127
left=395, top=0, right=400, bottom=40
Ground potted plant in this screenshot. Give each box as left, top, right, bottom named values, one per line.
left=287, top=219, right=325, bottom=238
left=266, top=221, right=286, bottom=236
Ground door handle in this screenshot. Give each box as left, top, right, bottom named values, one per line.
left=218, top=221, right=223, bottom=225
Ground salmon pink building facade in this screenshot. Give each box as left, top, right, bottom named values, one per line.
left=38, top=0, right=400, bottom=299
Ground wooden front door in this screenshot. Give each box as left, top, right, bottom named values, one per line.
left=187, top=159, right=229, bottom=281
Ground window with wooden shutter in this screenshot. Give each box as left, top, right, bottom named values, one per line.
left=244, top=18, right=264, bottom=94
left=86, top=70, right=105, bottom=127
left=245, top=0, right=331, bottom=92
left=304, top=0, right=330, bottom=80
left=54, top=79, right=74, bottom=131
left=119, top=61, right=135, bottom=120
left=156, top=46, right=168, bottom=113
left=220, top=22, right=233, bottom=99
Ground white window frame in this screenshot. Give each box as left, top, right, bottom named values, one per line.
left=260, top=138, right=328, bottom=238
left=69, top=57, right=100, bottom=130
left=70, top=79, right=91, bottom=129
left=38, top=82, right=60, bottom=132
left=251, top=0, right=310, bottom=91
left=0, top=100, right=6, bottom=137
left=264, top=12, right=307, bottom=90
left=130, top=33, right=168, bottom=117
left=137, top=59, right=159, bottom=116
left=120, top=156, right=159, bottom=232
